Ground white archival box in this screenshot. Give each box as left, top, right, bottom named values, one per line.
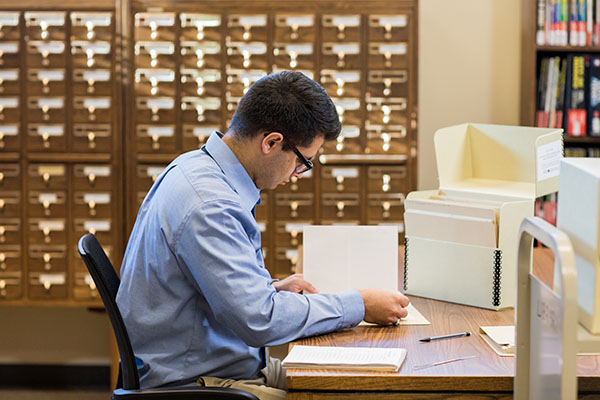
left=302, top=225, right=398, bottom=294
left=404, top=123, right=562, bottom=310
left=557, top=158, right=600, bottom=334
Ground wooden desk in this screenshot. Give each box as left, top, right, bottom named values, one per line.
left=286, top=249, right=600, bottom=399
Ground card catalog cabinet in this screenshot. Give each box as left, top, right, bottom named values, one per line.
left=0, top=0, right=417, bottom=304
left=0, top=2, right=121, bottom=306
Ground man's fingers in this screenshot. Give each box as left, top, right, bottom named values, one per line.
left=301, top=281, right=319, bottom=294
left=398, top=306, right=408, bottom=319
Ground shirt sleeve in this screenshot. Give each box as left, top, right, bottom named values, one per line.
left=174, top=199, right=365, bottom=347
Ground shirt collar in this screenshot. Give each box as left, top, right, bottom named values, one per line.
left=203, top=131, right=261, bottom=212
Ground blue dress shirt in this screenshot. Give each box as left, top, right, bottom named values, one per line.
left=116, top=131, right=365, bottom=389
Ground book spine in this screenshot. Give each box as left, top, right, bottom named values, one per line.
left=492, top=250, right=502, bottom=308
left=536, top=57, right=549, bottom=127
left=570, top=0, right=579, bottom=45
left=556, top=57, right=567, bottom=129
left=588, top=0, right=594, bottom=44
left=538, top=0, right=547, bottom=44
left=588, top=55, right=600, bottom=136
left=567, top=55, right=588, bottom=135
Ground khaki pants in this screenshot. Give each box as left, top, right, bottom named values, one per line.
left=196, top=357, right=286, bottom=400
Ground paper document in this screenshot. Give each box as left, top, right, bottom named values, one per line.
left=479, top=326, right=515, bottom=356
left=282, top=345, right=407, bottom=371
left=360, top=303, right=430, bottom=326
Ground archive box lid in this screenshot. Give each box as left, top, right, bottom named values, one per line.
left=434, top=123, right=563, bottom=199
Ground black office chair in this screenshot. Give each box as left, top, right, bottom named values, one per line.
left=78, top=233, right=259, bottom=400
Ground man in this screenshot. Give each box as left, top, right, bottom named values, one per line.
left=116, top=71, right=410, bottom=400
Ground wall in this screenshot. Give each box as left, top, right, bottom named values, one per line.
left=418, top=0, right=522, bottom=190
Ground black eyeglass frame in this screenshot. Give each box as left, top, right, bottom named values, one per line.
left=282, top=135, right=314, bottom=174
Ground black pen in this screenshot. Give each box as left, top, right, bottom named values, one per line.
left=419, top=332, right=471, bottom=342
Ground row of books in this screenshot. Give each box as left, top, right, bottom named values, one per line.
left=565, top=146, right=600, bottom=156
left=537, top=0, right=600, bottom=46
left=535, top=54, right=600, bottom=136
left=535, top=192, right=558, bottom=227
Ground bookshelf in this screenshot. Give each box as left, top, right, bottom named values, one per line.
left=521, top=0, right=600, bottom=156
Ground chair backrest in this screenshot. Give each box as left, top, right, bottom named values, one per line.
left=78, top=233, right=140, bottom=390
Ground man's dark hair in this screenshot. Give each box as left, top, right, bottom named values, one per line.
left=228, top=70, right=341, bottom=149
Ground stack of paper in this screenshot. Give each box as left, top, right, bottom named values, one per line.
left=282, top=345, right=407, bottom=371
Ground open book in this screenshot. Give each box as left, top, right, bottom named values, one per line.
left=282, top=345, right=407, bottom=371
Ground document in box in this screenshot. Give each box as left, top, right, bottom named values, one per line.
left=303, top=225, right=430, bottom=325
left=282, top=345, right=407, bottom=371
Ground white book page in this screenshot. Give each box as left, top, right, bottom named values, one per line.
left=282, top=345, right=407, bottom=370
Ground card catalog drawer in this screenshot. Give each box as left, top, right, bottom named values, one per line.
left=366, top=193, right=405, bottom=222
left=0, top=124, right=19, bottom=151
left=0, top=69, right=20, bottom=94
left=27, top=41, right=65, bottom=68
left=72, top=270, right=100, bottom=301
left=0, top=218, right=20, bottom=244
left=367, top=165, right=409, bottom=194
left=322, top=42, right=360, bottom=69
left=180, top=41, right=221, bottom=69
left=331, top=97, right=361, bottom=126
left=0, top=97, right=19, bottom=122
left=0, top=272, right=22, bottom=300
left=273, top=42, right=314, bottom=70
left=28, top=190, right=66, bottom=217
left=368, top=14, right=410, bottom=42
left=225, top=69, right=266, bottom=98
left=275, top=193, right=313, bottom=220
left=0, top=245, right=21, bottom=272
left=320, top=166, right=360, bottom=192
left=27, top=69, right=66, bottom=95
left=71, top=12, right=113, bottom=42
left=135, top=41, right=175, bottom=69
left=136, top=97, right=175, bottom=123
left=72, top=123, right=112, bottom=152
left=73, top=164, right=112, bottom=190
left=0, top=164, right=20, bottom=190
left=275, top=221, right=312, bottom=248
left=135, top=12, right=175, bottom=42
left=320, top=193, right=360, bottom=222
left=135, top=68, right=175, bottom=97
left=73, top=191, right=112, bottom=218
left=72, top=40, right=112, bottom=69
left=0, top=12, right=20, bottom=40
left=275, top=169, right=314, bottom=193
left=180, top=68, right=221, bottom=97
left=227, top=14, right=267, bottom=42
left=365, top=122, right=408, bottom=154
left=136, top=124, right=176, bottom=152
left=25, top=12, right=65, bottom=40
left=0, top=42, right=19, bottom=67
left=73, top=97, right=112, bottom=123
left=367, top=70, right=408, bottom=98
left=28, top=218, right=66, bottom=244
left=28, top=244, right=67, bottom=272
left=181, top=97, right=221, bottom=124
left=28, top=271, right=67, bottom=299
left=182, top=125, right=217, bottom=151
left=73, top=69, right=112, bottom=96
left=73, top=218, right=112, bottom=244
left=0, top=191, right=19, bottom=217
left=27, top=97, right=65, bottom=122
left=366, top=95, right=407, bottom=125
left=274, top=14, right=315, bottom=42
left=321, top=125, right=361, bottom=154
left=180, top=13, right=221, bottom=42
left=27, top=124, right=66, bottom=151
left=274, top=247, right=299, bottom=278
left=320, top=70, right=360, bottom=98
left=322, top=14, right=360, bottom=42
left=28, top=164, right=66, bottom=189
left=368, top=42, right=408, bottom=69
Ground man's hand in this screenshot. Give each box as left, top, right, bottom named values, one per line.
left=273, top=274, right=319, bottom=294
left=358, top=289, right=410, bottom=325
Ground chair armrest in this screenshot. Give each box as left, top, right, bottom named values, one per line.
left=113, top=386, right=259, bottom=399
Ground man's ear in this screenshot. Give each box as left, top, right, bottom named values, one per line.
left=261, top=132, right=284, bottom=154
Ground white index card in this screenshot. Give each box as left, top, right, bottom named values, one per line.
left=302, top=225, right=398, bottom=293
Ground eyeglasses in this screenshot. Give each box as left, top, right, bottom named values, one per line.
left=282, top=135, right=313, bottom=174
